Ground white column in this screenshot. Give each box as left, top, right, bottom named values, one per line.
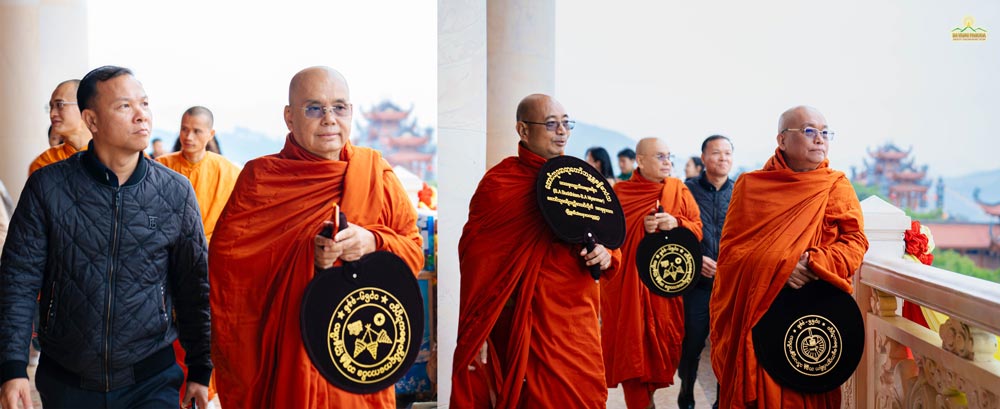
left=860, top=196, right=911, bottom=259
left=485, top=0, right=555, bottom=167
left=40, top=0, right=89, bottom=89
left=0, top=0, right=45, bottom=202
left=437, top=0, right=488, bottom=404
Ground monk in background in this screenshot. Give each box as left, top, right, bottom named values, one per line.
left=209, top=67, right=422, bottom=408
left=30, top=80, right=92, bottom=175
left=157, top=106, right=239, bottom=404
left=157, top=106, right=240, bottom=243
left=451, top=94, right=620, bottom=408
left=709, top=106, right=868, bottom=408
left=603, top=137, right=702, bottom=408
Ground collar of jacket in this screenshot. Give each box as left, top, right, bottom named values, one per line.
left=82, top=140, right=148, bottom=188
left=696, top=170, right=733, bottom=192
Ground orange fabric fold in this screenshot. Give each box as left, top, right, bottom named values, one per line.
left=158, top=151, right=240, bottom=402
left=451, top=145, right=621, bottom=408
left=157, top=151, right=241, bottom=244
left=601, top=171, right=702, bottom=407
left=209, top=135, right=422, bottom=409
left=28, top=143, right=86, bottom=176
left=709, top=149, right=868, bottom=408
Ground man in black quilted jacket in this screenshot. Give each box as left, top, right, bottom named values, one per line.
left=0, top=66, right=211, bottom=409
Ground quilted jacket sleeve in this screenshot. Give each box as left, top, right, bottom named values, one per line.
left=0, top=178, right=48, bottom=382
left=169, top=183, right=213, bottom=386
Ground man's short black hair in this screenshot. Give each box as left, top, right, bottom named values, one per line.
left=183, top=106, right=215, bottom=128
left=617, top=147, right=636, bottom=160
left=701, top=134, right=734, bottom=153
left=77, top=66, right=134, bottom=111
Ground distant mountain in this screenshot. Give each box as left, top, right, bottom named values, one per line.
left=941, top=168, right=1000, bottom=222
left=566, top=122, right=637, bottom=175
left=214, top=127, right=284, bottom=166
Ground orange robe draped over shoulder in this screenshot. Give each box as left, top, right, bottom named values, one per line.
left=709, top=149, right=868, bottom=408
left=451, top=145, right=622, bottom=408
left=157, top=151, right=241, bottom=243
left=209, top=135, right=423, bottom=409
left=29, top=143, right=85, bottom=176
left=602, top=172, right=702, bottom=407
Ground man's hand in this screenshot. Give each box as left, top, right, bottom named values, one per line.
left=181, top=381, right=209, bottom=409
left=643, top=212, right=678, bottom=233
left=1, top=378, right=33, bottom=409
left=333, top=223, right=377, bottom=262
left=786, top=252, right=818, bottom=289
left=701, top=256, right=717, bottom=278
left=314, top=221, right=342, bottom=269
left=580, top=244, right=612, bottom=271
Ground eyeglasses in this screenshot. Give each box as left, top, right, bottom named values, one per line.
left=782, top=127, right=835, bottom=141
left=522, top=120, right=576, bottom=131
left=650, top=153, right=675, bottom=163
left=45, top=101, right=78, bottom=113
left=303, top=103, right=352, bottom=119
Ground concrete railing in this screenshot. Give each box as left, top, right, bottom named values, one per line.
left=844, top=197, right=1000, bottom=409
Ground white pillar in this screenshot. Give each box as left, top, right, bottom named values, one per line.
left=0, top=0, right=46, bottom=203
left=860, top=196, right=911, bottom=259
left=40, top=0, right=89, bottom=89
left=485, top=0, right=555, bottom=167
left=437, top=0, right=488, bottom=404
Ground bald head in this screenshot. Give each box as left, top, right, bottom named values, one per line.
left=777, top=105, right=829, bottom=172
left=284, top=66, right=353, bottom=160
left=289, top=66, right=350, bottom=105
left=515, top=93, right=570, bottom=159
left=635, top=137, right=673, bottom=182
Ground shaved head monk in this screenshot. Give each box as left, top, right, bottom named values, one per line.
left=30, top=80, right=93, bottom=175
left=709, top=106, right=868, bottom=408
left=157, top=106, right=239, bottom=403
left=451, top=94, right=621, bottom=408
left=208, top=66, right=423, bottom=408
left=602, top=137, right=703, bottom=408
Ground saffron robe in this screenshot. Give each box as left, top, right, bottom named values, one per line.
left=28, top=143, right=86, bottom=176
left=709, top=149, right=868, bottom=408
left=451, top=144, right=622, bottom=408
left=209, top=135, right=422, bottom=408
left=602, top=171, right=703, bottom=408
left=157, top=151, right=241, bottom=243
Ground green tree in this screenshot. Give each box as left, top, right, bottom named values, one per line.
left=931, top=249, right=1000, bottom=284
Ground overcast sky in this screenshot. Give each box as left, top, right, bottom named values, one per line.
left=556, top=0, right=999, bottom=178
left=88, top=0, right=436, bottom=142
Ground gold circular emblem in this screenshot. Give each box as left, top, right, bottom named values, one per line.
left=784, top=314, right=841, bottom=377
left=647, top=243, right=695, bottom=294
left=327, top=287, right=411, bottom=384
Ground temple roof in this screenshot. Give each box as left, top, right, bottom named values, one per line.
left=974, top=188, right=1000, bottom=216
left=923, top=222, right=996, bottom=250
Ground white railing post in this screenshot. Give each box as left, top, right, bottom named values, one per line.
left=847, top=197, right=911, bottom=409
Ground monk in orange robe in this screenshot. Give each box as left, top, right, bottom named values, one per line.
left=30, top=80, right=92, bottom=175
left=709, top=106, right=868, bottom=408
left=157, top=106, right=240, bottom=243
left=451, top=94, right=621, bottom=408
left=603, top=137, right=703, bottom=409
left=157, top=106, right=239, bottom=403
left=209, top=67, right=423, bottom=408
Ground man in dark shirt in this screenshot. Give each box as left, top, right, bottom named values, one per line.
left=678, top=135, right=734, bottom=409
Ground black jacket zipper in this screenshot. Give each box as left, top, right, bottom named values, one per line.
left=103, top=188, right=123, bottom=391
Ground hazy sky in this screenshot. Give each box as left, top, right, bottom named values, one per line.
left=88, top=0, right=436, bottom=142
left=556, top=0, right=999, bottom=178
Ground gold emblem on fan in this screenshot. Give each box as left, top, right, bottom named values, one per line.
left=327, top=288, right=411, bottom=384
left=648, top=243, right=695, bottom=293
left=783, top=314, right=842, bottom=377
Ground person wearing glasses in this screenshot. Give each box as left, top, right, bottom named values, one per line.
left=600, top=137, right=702, bottom=409
left=29, top=79, right=93, bottom=176
left=1, top=66, right=212, bottom=409
left=710, top=106, right=868, bottom=408
left=208, top=66, right=422, bottom=408
left=452, top=94, right=620, bottom=408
